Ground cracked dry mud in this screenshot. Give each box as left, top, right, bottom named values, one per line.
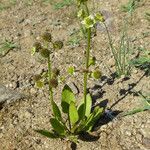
left=0, top=0, right=150, bottom=150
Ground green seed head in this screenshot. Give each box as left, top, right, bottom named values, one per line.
left=42, top=32, right=52, bottom=42
left=53, top=41, right=63, bottom=50
left=40, top=48, right=50, bottom=58
left=33, top=74, right=42, bottom=82
left=33, top=42, right=42, bottom=52
left=92, top=70, right=102, bottom=79
left=49, top=78, right=58, bottom=88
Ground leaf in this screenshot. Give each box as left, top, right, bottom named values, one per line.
left=85, top=94, right=92, bottom=117
left=78, top=103, right=84, bottom=120
left=83, top=107, right=103, bottom=132
left=61, top=84, right=76, bottom=113
left=52, top=101, right=62, bottom=121
left=35, top=129, right=58, bottom=138
left=78, top=94, right=92, bottom=119
left=69, top=102, right=79, bottom=126
left=50, top=118, right=66, bottom=135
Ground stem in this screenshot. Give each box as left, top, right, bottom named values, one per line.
left=83, top=27, right=91, bottom=117
left=48, top=55, right=54, bottom=105
left=104, top=22, right=122, bottom=76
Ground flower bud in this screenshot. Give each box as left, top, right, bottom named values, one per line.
left=92, top=70, right=102, bottom=79
left=49, top=78, right=58, bottom=88
left=53, top=41, right=63, bottom=50
left=33, top=42, right=42, bottom=52
left=40, top=48, right=50, bottom=58
left=42, top=32, right=52, bottom=42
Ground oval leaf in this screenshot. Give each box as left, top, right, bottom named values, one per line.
left=50, top=118, right=65, bottom=135
left=78, top=103, right=84, bottom=120
left=69, top=102, right=79, bottom=126
left=52, top=101, right=62, bottom=121
left=85, top=94, right=92, bottom=117
left=61, top=84, right=76, bottom=113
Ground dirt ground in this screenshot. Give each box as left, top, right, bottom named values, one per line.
left=0, top=0, right=150, bottom=150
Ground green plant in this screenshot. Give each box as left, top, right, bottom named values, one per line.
left=0, top=0, right=16, bottom=11
left=121, top=92, right=150, bottom=116
left=0, top=40, right=17, bottom=57
left=32, top=0, right=104, bottom=144
left=130, top=49, right=150, bottom=75
left=121, top=0, right=141, bottom=23
left=145, top=12, right=150, bottom=22
left=104, top=22, right=131, bottom=77
left=43, top=0, right=74, bottom=10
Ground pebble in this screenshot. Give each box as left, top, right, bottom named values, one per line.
left=30, top=88, right=37, bottom=95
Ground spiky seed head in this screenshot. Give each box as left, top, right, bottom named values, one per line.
left=53, top=41, right=63, bottom=50
left=40, top=48, right=50, bottom=58
left=33, top=74, right=42, bottom=81
left=42, top=32, right=52, bottom=42
left=49, top=78, right=58, bottom=88
left=92, top=70, right=102, bottom=79
left=33, top=42, right=42, bottom=52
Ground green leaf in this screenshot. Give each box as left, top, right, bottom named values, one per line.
left=78, top=94, right=92, bottom=119
left=85, top=94, right=92, bottom=117
left=78, top=103, right=84, bottom=120
left=83, top=107, right=103, bottom=132
left=61, top=84, right=76, bottom=113
left=69, top=102, right=79, bottom=126
left=52, top=101, right=62, bottom=121
left=35, top=129, right=58, bottom=138
left=50, top=118, right=66, bottom=135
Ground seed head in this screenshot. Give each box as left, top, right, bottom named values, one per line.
left=40, top=48, right=50, bottom=58
left=33, top=42, right=42, bottom=52
left=53, top=41, right=63, bottom=50
left=42, top=32, right=52, bottom=42
left=49, top=78, right=58, bottom=88
left=92, top=70, right=102, bottom=79
left=33, top=74, right=42, bottom=82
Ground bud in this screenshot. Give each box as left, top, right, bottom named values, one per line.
left=92, top=70, right=102, bottom=79
left=67, top=66, right=75, bottom=75
left=42, top=32, right=52, bottom=42
left=94, top=13, right=105, bottom=22
left=81, top=15, right=96, bottom=28
left=89, top=56, right=96, bottom=66
left=49, top=78, right=58, bottom=88
left=33, top=42, right=42, bottom=52
left=33, top=74, right=42, bottom=82
left=53, top=41, right=63, bottom=50
left=40, top=48, right=50, bottom=58
left=52, top=67, right=60, bottom=77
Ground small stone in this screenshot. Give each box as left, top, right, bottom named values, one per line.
left=143, top=137, right=150, bottom=149
left=125, top=130, right=132, bottom=136
left=30, top=88, right=37, bottom=95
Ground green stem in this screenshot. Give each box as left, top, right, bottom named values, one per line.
left=48, top=55, right=54, bottom=105
left=83, top=27, right=91, bottom=118
left=104, top=22, right=122, bottom=76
